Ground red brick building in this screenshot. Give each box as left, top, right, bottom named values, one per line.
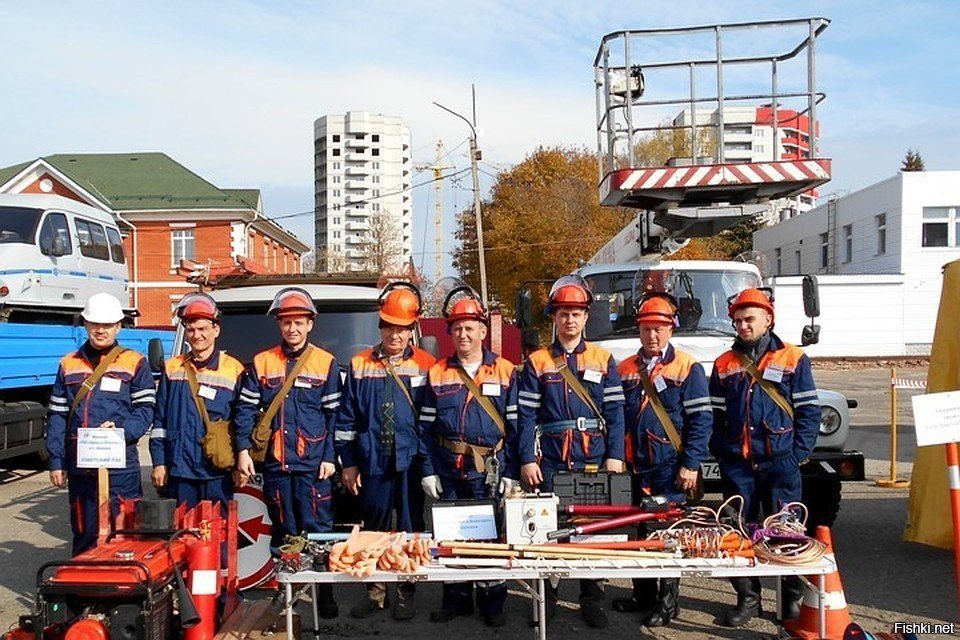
left=0, top=153, right=309, bottom=326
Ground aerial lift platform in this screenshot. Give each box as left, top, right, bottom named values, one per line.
left=594, top=18, right=831, bottom=249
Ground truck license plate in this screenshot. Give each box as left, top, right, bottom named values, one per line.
left=700, top=462, right=721, bottom=481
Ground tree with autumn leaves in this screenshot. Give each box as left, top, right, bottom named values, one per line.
left=452, top=146, right=633, bottom=318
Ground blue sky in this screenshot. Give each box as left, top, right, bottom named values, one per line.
left=1, top=1, right=957, bottom=276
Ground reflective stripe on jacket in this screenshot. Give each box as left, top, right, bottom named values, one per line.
left=418, top=347, right=517, bottom=480
left=234, top=344, right=341, bottom=473
left=709, top=331, right=820, bottom=464
left=335, top=344, right=435, bottom=476
left=150, top=350, right=244, bottom=479
left=46, top=344, right=155, bottom=475
left=618, top=343, right=711, bottom=471
left=515, top=339, right=625, bottom=473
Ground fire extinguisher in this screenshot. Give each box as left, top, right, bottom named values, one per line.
left=185, top=532, right=220, bottom=640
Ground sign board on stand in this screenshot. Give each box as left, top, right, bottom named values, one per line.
left=912, top=391, right=960, bottom=447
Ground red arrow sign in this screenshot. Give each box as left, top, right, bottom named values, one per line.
left=239, top=514, right=273, bottom=541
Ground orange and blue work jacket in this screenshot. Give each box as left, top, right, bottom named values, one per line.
left=234, top=343, right=341, bottom=474
left=150, top=350, right=244, bottom=480
left=618, top=343, right=711, bottom=471
left=709, top=332, right=821, bottom=466
left=418, top=348, right=518, bottom=480
left=335, top=344, right=436, bottom=477
left=46, top=343, right=156, bottom=475
left=515, top=339, right=625, bottom=474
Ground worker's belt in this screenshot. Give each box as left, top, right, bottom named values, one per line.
left=436, top=435, right=502, bottom=473
left=539, top=417, right=605, bottom=435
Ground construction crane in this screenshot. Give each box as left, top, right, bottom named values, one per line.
left=414, top=140, right=455, bottom=285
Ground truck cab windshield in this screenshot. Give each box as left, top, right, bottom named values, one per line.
left=207, top=305, right=381, bottom=367
left=584, top=268, right=762, bottom=340
left=0, top=207, right=41, bottom=244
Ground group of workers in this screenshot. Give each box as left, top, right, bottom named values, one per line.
left=45, top=274, right=820, bottom=631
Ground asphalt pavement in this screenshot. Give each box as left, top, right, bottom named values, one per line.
left=0, top=363, right=954, bottom=638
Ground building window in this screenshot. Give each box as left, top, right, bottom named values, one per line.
left=372, top=148, right=380, bottom=157
left=372, top=203, right=380, bottom=212
left=331, top=134, right=340, bottom=142
left=333, top=175, right=340, bottom=183
left=843, top=224, right=852, bottom=263
left=333, top=204, right=341, bottom=211
left=820, top=232, right=828, bottom=268
left=332, top=148, right=340, bottom=157
left=171, top=229, right=195, bottom=266
left=333, top=189, right=340, bottom=197
left=372, top=175, right=380, bottom=184
left=922, top=206, right=959, bottom=247
left=775, top=248, right=782, bottom=275
left=333, top=162, right=340, bottom=170
left=372, top=134, right=380, bottom=142
left=371, top=162, right=380, bottom=170
left=875, top=214, right=886, bottom=255
left=333, top=217, right=340, bottom=225
left=795, top=249, right=801, bottom=274
left=333, top=230, right=340, bottom=239
left=372, top=189, right=380, bottom=197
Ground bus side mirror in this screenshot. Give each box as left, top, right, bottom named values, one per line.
left=516, top=288, right=533, bottom=329
left=802, top=275, right=820, bottom=318
left=801, top=324, right=820, bottom=346
left=148, top=338, right=166, bottom=373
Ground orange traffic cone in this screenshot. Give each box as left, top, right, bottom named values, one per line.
left=784, top=525, right=852, bottom=640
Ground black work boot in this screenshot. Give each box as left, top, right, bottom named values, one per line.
left=780, top=576, right=803, bottom=621
left=643, top=578, right=680, bottom=628
left=720, top=577, right=761, bottom=627
left=613, top=578, right=657, bottom=614
left=315, top=584, right=339, bottom=619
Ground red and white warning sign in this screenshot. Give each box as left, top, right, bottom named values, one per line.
left=234, top=475, right=274, bottom=590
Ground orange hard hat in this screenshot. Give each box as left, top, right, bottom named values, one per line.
left=547, top=275, right=593, bottom=313
left=636, top=293, right=677, bottom=326
left=446, top=297, right=487, bottom=324
left=379, top=282, right=421, bottom=326
left=268, top=287, right=317, bottom=319
left=176, top=292, right=219, bottom=323
left=727, top=287, right=775, bottom=318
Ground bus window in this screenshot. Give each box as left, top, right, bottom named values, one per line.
left=106, top=227, right=125, bottom=264
left=76, top=219, right=110, bottom=261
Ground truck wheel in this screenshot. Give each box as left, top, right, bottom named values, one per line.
left=801, top=470, right=842, bottom=536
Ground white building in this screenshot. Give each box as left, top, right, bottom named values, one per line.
left=753, top=171, right=960, bottom=356
left=314, top=111, right=412, bottom=272
left=673, top=105, right=818, bottom=218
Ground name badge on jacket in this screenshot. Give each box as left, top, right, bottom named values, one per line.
left=762, top=367, right=784, bottom=383
left=198, top=385, right=217, bottom=400
left=100, top=377, right=121, bottom=393
left=583, top=369, right=602, bottom=384
left=481, top=382, right=500, bottom=396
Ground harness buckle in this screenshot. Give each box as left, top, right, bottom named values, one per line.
left=576, top=417, right=587, bottom=432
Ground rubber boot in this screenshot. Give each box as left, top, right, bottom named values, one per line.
left=613, top=578, right=658, bottom=614
left=780, top=575, right=803, bottom=621
left=642, top=578, right=680, bottom=628
left=316, top=584, right=339, bottom=619
left=720, top=577, right=761, bottom=627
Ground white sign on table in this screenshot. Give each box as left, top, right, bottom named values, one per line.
left=911, top=390, right=960, bottom=447
left=76, top=427, right=126, bottom=468
left=432, top=503, right=498, bottom=542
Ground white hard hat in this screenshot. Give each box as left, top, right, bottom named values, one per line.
left=81, top=293, right=125, bottom=324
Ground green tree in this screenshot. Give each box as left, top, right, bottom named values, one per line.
left=901, top=149, right=926, bottom=172
left=451, top=146, right=633, bottom=319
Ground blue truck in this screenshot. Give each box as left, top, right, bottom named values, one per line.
left=0, top=322, right=173, bottom=467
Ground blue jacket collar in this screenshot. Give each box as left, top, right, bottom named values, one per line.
left=550, top=338, right=587, bottom=357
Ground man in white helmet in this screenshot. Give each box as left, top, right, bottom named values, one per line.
left=46, top=293, right=156, bottom=555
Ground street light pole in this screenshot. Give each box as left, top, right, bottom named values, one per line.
left=433, top=90, right=489, bottom=308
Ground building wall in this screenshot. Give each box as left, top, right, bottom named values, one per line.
left=771, top=275, right=908, bottom=357
left=314, top=111, right=412, bottom=272
left=755, top=172, right=960, bottom=355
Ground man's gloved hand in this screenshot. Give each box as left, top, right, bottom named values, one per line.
left=421, top=475, right=443, bottom=500
left=499, top=476, right=521, bottom=496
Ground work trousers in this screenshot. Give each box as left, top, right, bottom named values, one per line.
left=68, top=471, right=142, bottom=556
